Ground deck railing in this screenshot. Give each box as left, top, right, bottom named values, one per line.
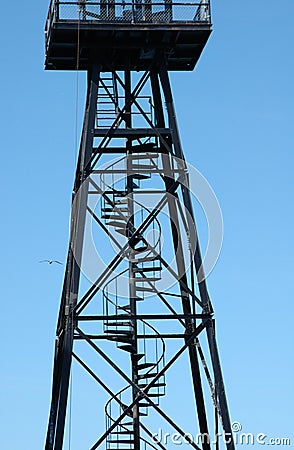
left=45, top=0, right=211, bottom=36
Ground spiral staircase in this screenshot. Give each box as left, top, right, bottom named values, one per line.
left=98, top=150, right=167, bottom=449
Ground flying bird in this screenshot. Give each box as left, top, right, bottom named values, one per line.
left=39, top=260, right=63, bottom=265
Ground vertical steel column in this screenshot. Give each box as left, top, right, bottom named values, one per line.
left=150, top=69, right=211, bottom=450
left=45, top=63, right=100, bottom=450
left=158, top=63, right=235, bottom=450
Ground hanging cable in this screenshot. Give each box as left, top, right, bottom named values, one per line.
left=74, top=7, right=81, bottom=165
left=68, top=8, right=81, bottom=449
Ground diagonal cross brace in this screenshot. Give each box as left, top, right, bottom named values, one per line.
left=75, top=173, right=203, bottom=314
left=72, top=352, right=167, bottom=450
left=76, top=322, right=208, bottom=450
left=75, top=173, right=186, bottom=314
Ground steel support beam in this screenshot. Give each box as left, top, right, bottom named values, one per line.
left=45, top=63, right=234, bottom=450
left=45, top=63, right=100, bottom=450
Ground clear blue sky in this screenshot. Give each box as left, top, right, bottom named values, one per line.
left=0, top=1, right=293, bottom=449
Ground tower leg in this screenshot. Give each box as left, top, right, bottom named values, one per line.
left=151, top=68, right=211, bottom=450
left=45, top=63, right=100, bottom=450
left=158, top=63, right=235, bottom=450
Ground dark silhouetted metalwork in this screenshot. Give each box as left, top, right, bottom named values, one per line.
left=44, top=2, right=235, bottom=449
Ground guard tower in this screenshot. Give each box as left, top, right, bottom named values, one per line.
left=44, top=1, right=235, bottom=449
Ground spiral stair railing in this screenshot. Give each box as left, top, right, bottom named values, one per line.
left=97, top=151, right=167, bottom=449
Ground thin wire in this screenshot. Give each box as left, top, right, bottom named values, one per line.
left=68, top=11, right=81, bottom=449
left=74, top=8, right=81, bottom=165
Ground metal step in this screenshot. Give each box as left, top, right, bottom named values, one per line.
left=101, top=207, right=129, bottom=213
left=137, top=362, right=154, bottom=370
left=107, top=441, right=134, bottom=450
left=135, top=287, right=156, bottom=292
left=130, top=164, right=157, bottom=171
left=133, top=353, right=145, bottom=361
left=117, top=305, right=131, bottom=311
left=115, top=228, right=127, bottom=235
left=138, top=372, right=158, bottom=380
left=111, top=431, right=134, bottom=435
left=133, top=266, right=162, bottom=273
left=105, top=190, right=126, bottom=197
left=104, top=321, right=131, bottom=327
left=130, top=256, right=160, bottom=263
left=146, top=392, right=166, bottom=397
left=97, top=111, right=116, bottom=115
left=129, top=173, right=150, bottom=180
left=117, top=345, right=135, bottom=353
left=114, top=192, right=127, bottom=197
left=134, top=277, right=161, bottom=282
left=97, top=98, right=115, bottom=102
left=104, top=330, right=132, bottom=335
left=139, top=382, right=166, bottom=388
left=107, top=336, right=132, bottom=343
left=101, top=214, right=128, bottom=220
left=107, top=439, right=134, bottom=444
left=115, top=199, right=128, bottom=204
left=106, top=221, right=127, bottom=228
left=128, top=153, right=159, bottom=160
left=131, top=246, right=150, bottom=254
left=132, top=246, right=149, bottom=253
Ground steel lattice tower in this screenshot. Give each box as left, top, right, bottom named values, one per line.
left=44, top=1, right=235, bottom=449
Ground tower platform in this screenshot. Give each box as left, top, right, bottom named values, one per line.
left=45, top=0, right=212, bottom=71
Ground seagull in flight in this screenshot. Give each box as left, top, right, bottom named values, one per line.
left=39, top=260, right=63, bottom=265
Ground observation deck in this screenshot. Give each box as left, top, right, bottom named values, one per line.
left=45, top=0, right=212, bottom=71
